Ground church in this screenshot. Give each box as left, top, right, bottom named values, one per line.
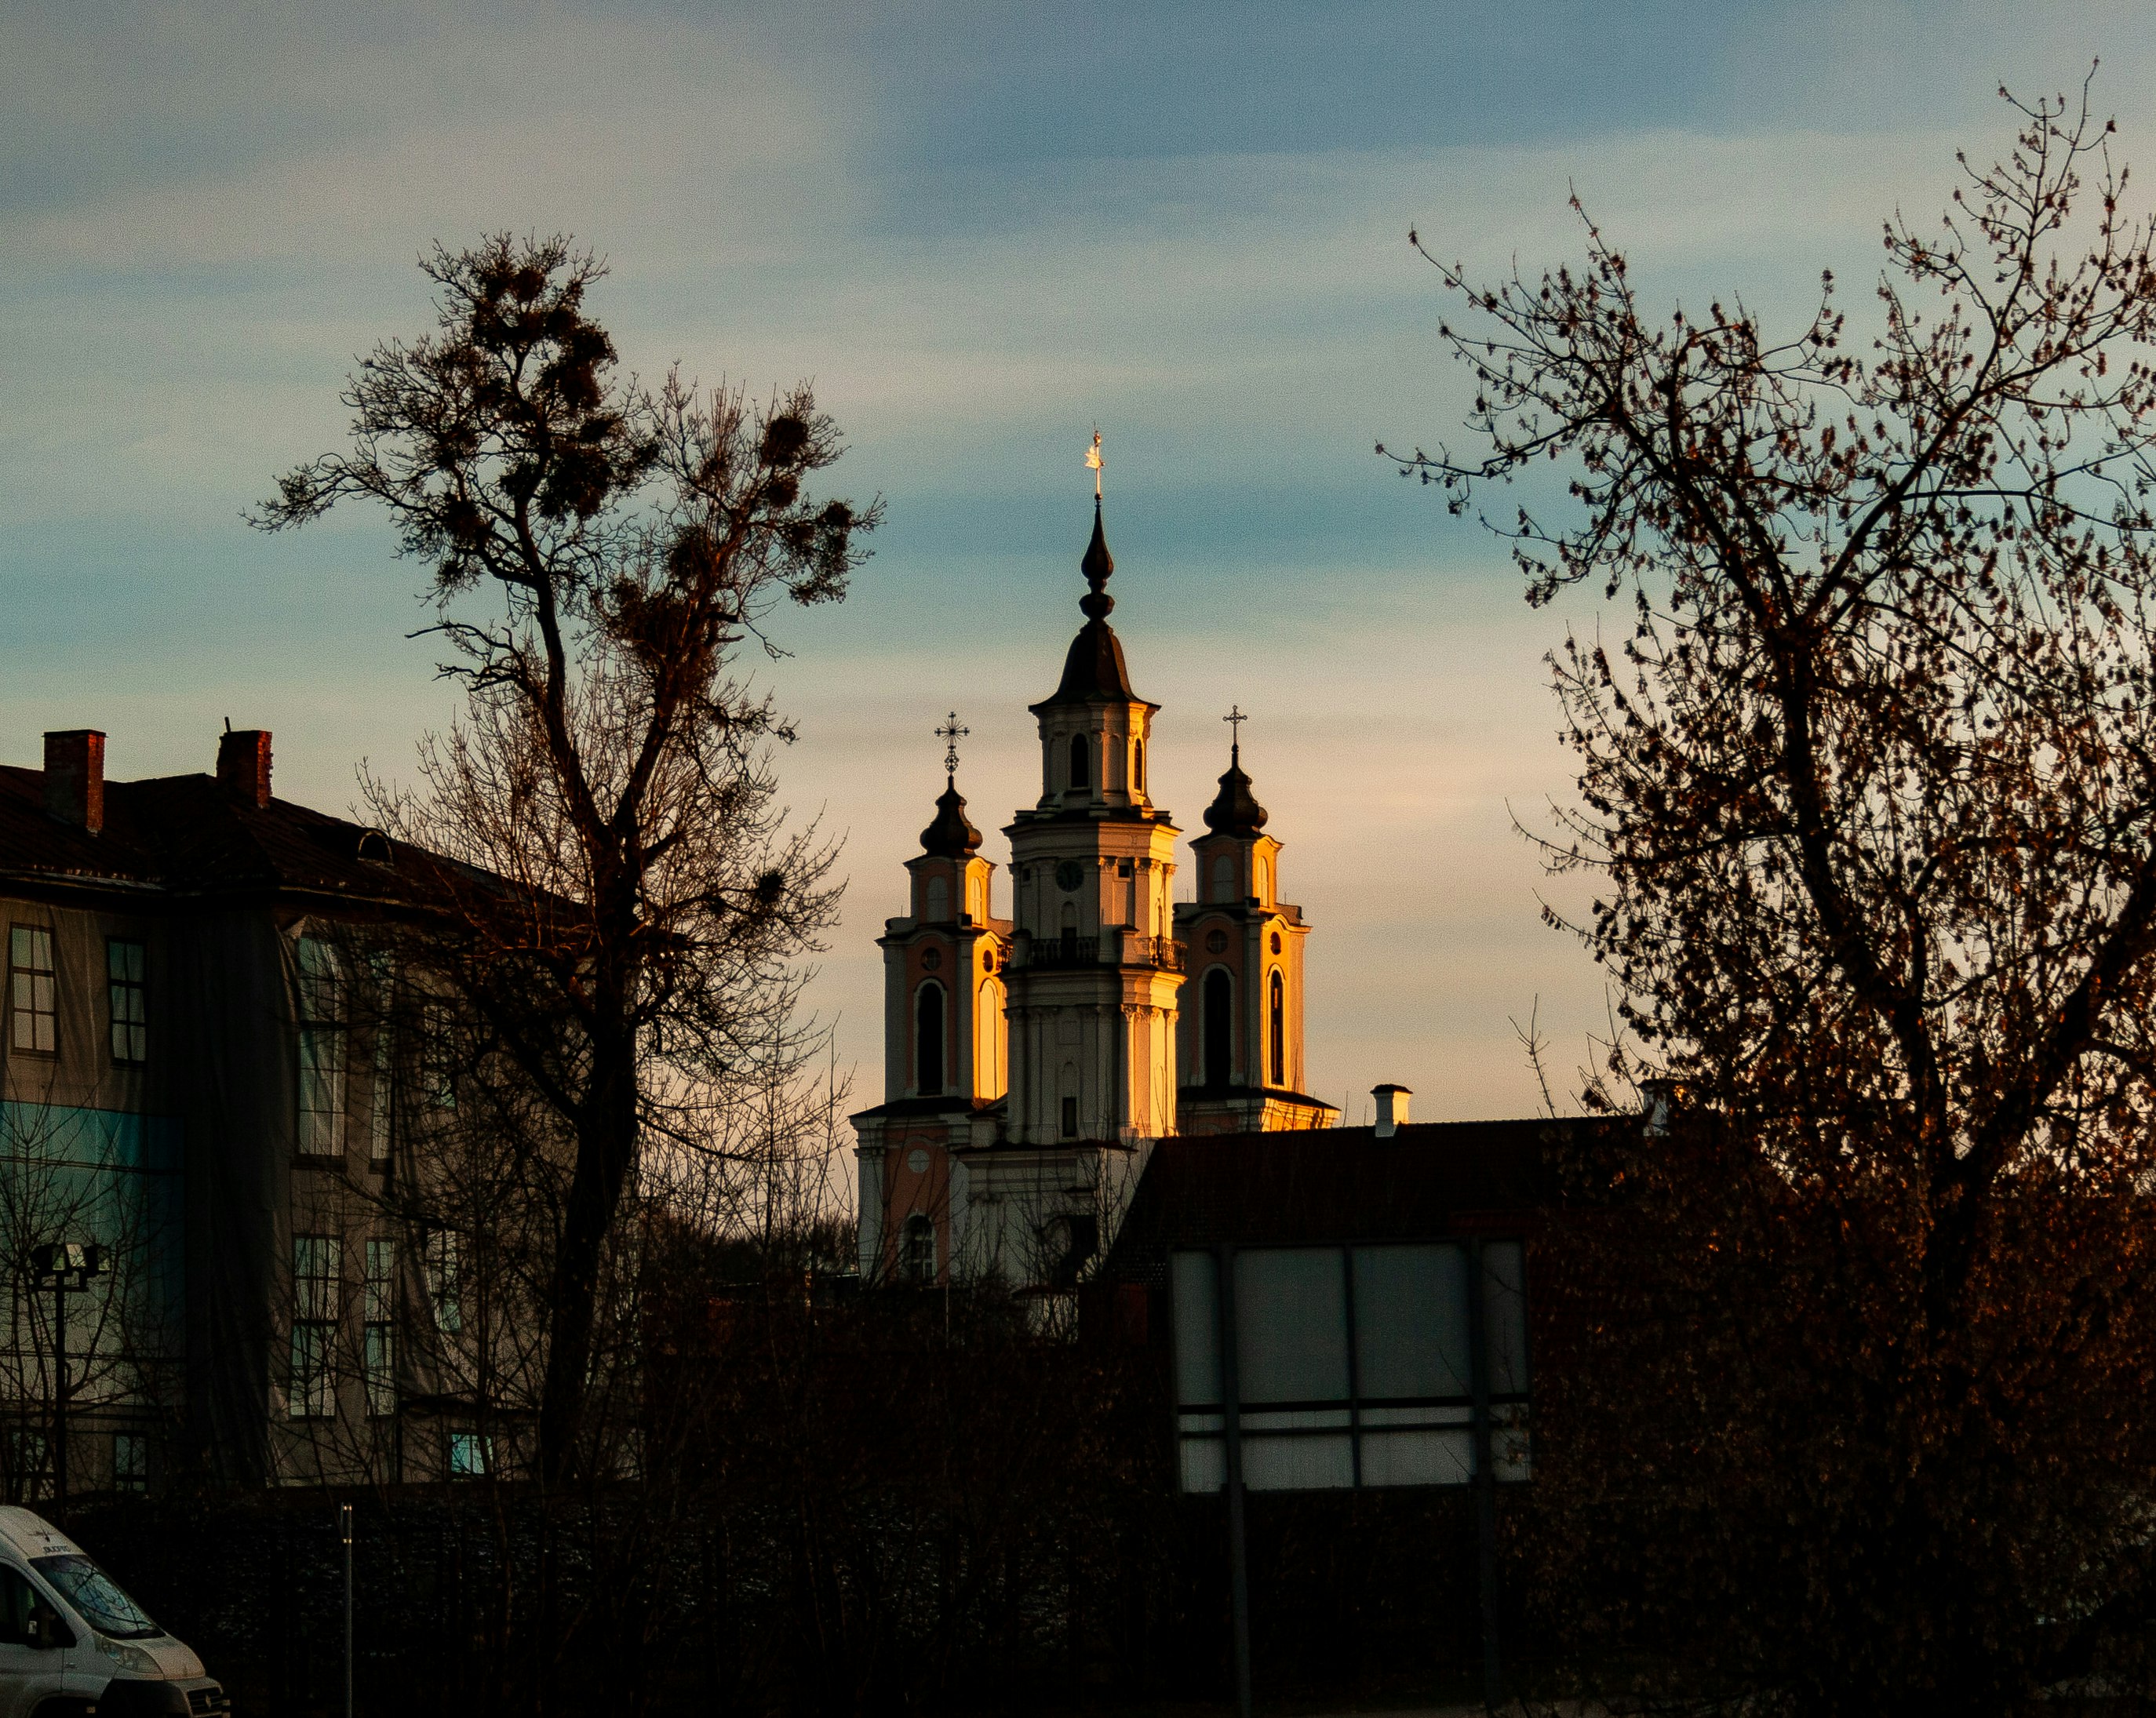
left=851, top=486, right=1341, bottom=1294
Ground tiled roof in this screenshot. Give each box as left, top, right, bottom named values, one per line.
left=0, top=765, right=458, bottom=909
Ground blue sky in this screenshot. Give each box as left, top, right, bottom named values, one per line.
left=4, top=1, right=2151, bottom=1121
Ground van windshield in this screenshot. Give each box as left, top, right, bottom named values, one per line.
left=31, top=1555, right=159, bottom=1640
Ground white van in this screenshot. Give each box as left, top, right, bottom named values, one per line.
left=0, top=1508, right=226, bottom=1717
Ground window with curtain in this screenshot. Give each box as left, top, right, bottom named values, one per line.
left=424, top=1228, right=462, bottom=1334
left=107, top=939, right=146, bottom=1064
left=296, top=937, right=345, bottom=1155
left=9, top=926, right=56, bottom=1055
left=363, top=1239, right=395, bottom=1417
left=290, top=1234, right=341, bottom=1419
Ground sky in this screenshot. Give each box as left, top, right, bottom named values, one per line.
left=5, top=0, right=2154, bottom=1125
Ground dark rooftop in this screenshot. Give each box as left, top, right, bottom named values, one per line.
left=1098, top=1119, right=1599, bottom=1284
left=0, top=764, right=460, bottom=911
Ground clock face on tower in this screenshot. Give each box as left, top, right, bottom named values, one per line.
left=1055, top=860, right=1084, bottom=892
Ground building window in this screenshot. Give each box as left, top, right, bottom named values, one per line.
left=1133, top=737, right=1145, bottom=793
left=925, top=874, right=949, bottom=921
left=363, top=1239, right=395, bottom=1417
left=1068, top=733, right=1091, bottom=790
left=424, top=1228, right=462, bottom=1334
left=1204, top=967, right=1233, bottom=1090
left=915, top=981, right=945, bottom=1097
left=111, top=1433, right=147, bottom=1494
left=450, top=1432, right=489, bottom=1478
left=1269, top=970, right=1286, bottom=1087
left=107, top=940, right=147, bottom=1065
left=1060, top=903, right=1080, bottom=962
left=367, top=956, right=395, bottom=1168
left=1062, top=1095, right=1079, bottom=1138
left=290, top=1235, right=341, bottom=1419
left=421, top=1005, right=457, bottom=1111
left=296, top=937, right=345, bottom=1156
left=9, top=926, right=56, bottom=1055
left=904, top=1214, right=937, bottom=1285
left=2, top=1430, right=49, bottom=1505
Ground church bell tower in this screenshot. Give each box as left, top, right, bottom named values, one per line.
left=1001, top=499, right=1185, bottom=1145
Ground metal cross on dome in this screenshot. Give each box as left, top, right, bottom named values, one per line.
left=1223, top=704, right=1247, bottom=760
left=936, top=711, right=970, bottom=779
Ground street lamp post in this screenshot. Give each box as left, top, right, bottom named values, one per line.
left=28, top=1243, right=106, bottom=1520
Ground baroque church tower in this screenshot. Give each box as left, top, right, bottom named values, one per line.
left=1002, top=499, right=1184, bottom=1145
left=854, top=479, right=1334, bottom=1293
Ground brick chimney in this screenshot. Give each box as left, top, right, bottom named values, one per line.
left=217, top=728, right=273, bottom=808
left=43, top=730, right=105, bottom=835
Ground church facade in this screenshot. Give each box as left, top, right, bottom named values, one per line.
left=852, top=499, right=1336, bottom=1294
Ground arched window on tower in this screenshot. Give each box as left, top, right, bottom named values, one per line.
left=1269, top=969, right=1286, bottom=1087
left=975, top=977, right=1005, bottom=1100
left=1068, top=733, right=1091, bottom=791
left=916, top=981, right=945, bottom=1096
left=1204, top=966, right=1233, bottom=1090
left=1133, top=738, right=1146, bottom=795
left=924, top=874, right=949, bottom=921
left=904, top=1214, right=937, bottom=1285
left=1060, top=902, right=1080, bottom=963
left=1211, top=855, right=1235, bottom=903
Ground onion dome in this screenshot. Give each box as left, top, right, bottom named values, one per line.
left=1039, top=498, right=1138, bottom=706
left=1202, top=745, right=1269, bottom=838
left=920, top=777, right=983, bottom=857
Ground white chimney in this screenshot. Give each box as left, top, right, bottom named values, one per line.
left=1371, top=1083, right=1411, bottom=1139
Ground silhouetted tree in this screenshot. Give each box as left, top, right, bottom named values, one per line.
left=1391, top=81, right=2156, bottom=1713
left=254, top=234, right=875, bottom=1481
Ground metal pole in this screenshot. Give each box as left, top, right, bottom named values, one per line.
left=51, top=1279, right=67, bottom=1523
left=1217, top=1247, right=1251, bottom=1718
left=1466, top=1240, right=1502, bottom=1712
left=341, top=1501, right=354, bottom=1718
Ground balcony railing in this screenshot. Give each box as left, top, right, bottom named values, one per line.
left=1019, top=935, right=1186, bottom=973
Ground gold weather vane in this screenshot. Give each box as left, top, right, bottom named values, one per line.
left=1086, top=428, right=1104, bottom=499
left=935, top=711, right=970, bottom=780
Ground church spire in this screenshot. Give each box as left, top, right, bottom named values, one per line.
left=1040, top=495, right=1138, bottom=707
left=920, top=711, right=982, bottom=857
left=1204, top=707, right=1269, bottom=838
left=1080, top=497, right=1115, bottom=620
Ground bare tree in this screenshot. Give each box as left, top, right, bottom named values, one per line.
left=1389, top=80, right=2156, bottom=1711
left=253, top=234, right=875, bottom=1481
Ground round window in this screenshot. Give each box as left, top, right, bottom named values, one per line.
left=1270, top=931, right=1283, bottom=954
left=921, top=946, right=943, bottom=970
left=1206, top=929, right=1229, bottom=954
left=907, top=1148, right=929, bottom=1174
left=1055, top=859, right=1085, bottom=892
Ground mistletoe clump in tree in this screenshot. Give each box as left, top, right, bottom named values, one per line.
left=1391, top=84, right=2156, bottom=1713
left=257, top=235, right=875, bottom=1482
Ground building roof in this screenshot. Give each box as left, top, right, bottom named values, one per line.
left=1200, top=747, right=1269, bottom=838
left=0, top=764, right=465, bottom=912
left=1098, top=1118, right=1603, bottom=1284
left=918, top=776, right=985, bottom=858
left=1032, top=500, right=1156, bottom=711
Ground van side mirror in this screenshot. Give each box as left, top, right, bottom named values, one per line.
left=26, top=1603, right=71, bottom=1651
